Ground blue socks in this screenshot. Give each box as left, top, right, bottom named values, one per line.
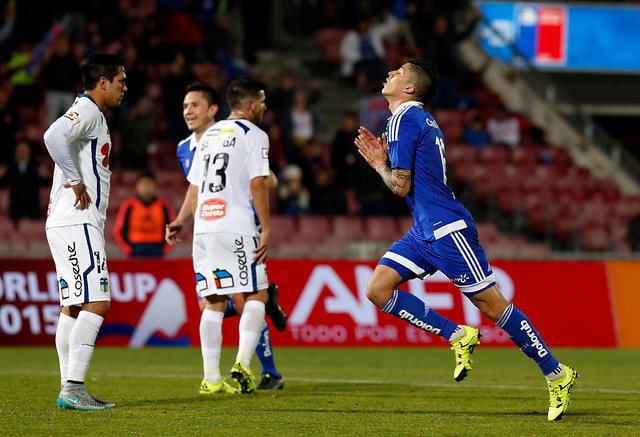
left=255, top=320, right=280, bottom=378
left=496, top=303, right=559, bottom=375
left=381, top=289, right=458, bottom=340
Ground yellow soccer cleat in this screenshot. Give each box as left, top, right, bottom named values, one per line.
left=199, top=378, right=239, bottom=394
left=547, top=364, right=579, bottom=421
left=450, top=325, right=482, bottom=382
left=231, top=361, right=257, bottom=394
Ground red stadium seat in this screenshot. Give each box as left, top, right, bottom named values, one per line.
left=364, top=216, right=399, bottom=241
left=318, top=28, right=348, bottom=65
left=331, top=215, right=365, bottom=240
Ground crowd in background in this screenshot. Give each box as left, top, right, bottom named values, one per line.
left=0, top=0, right=638, bottom=252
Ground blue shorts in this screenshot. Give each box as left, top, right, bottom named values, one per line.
left=379, top=227, right=496, bottom=296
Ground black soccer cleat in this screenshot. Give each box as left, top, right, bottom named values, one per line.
left=257, top=373, right=284, bottom=390
left=266, top=282, right=287, bottom=332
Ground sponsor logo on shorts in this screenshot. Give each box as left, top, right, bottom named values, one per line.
left=196, top=273, right=208, bottom=292
left=199, top=198, right=227, bottom=221
left=59, top=278, right=69, bottom=300
left=67, top=242, right=83, bottom=297
left=234, top=237, right=249, bottom=286
left=453, top=274, right=469, bottom=284
left=212, top=269, right=234, bottom=289
left=398, top=309, right=442, bottom=335
left=520, top=320, right=548, bottom=358
left=100, top=276, right=109, bottom=293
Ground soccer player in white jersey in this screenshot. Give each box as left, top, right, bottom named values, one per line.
left=166, top=81, right=286, bottom=391
left=171, top=76, right=271, bottom=394
left=356, top=58, right=578, bottom=421
left=44, top=54, right=126, bottom=411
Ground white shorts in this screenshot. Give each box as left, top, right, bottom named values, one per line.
left=46, top=224, right=111, bottom=307
left=193, top=232, right=268, bottom=297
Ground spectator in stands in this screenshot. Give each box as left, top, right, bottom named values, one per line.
left=339, top=12, right=398, bottom=91
left=416, top=12, right=479, bottom=109
left=463, top=114, right=489, bottom=148
left=269, top=73, right=297, bottom=126
left=0, top=88, right=20, bottom=165
left=153, top=7, right=202, bottom=62
left=113, top=170, right=175, bottom=257
left=627, top=214, right=640, bottom=252
left=162, top=52, right=196, bottom=140
left=487, top=104, right=520, bottom=147
left=120, top=97, right=155, bottom=169
left=120, top=44, right=149, bottom=113
left=40, top=36, right=81, bottom=125
left=0, top=139, right=50, bottom=225
left=282, top=90, right=320, bottom=149
left=309, top=164, right=347, bottom=215
left=8, top=40, right=42, bottom=107
left=331, top=111, right=388, bottom=215
left=278, top=163, right=312, bottom=215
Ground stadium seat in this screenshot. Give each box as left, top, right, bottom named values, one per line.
left=297, top=216, right=331, bottom=242
left=396, top=215, right=414, bottom=235
left=364, top=216, right=399, bottom=242
left=331, top=215, right=365, bottom=240
left=317, top=28, right=348, bottom=66
left=271, top=215, right=297, bottom=243
left=476, top=222, right=499, bottom=246
left=580, top=223, right=610, bottom=252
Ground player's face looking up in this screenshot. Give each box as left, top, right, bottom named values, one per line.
left=382, top=63, right=414, bottom=99
left=183, top=91, right=216, bottom=134
left=103, top=67, right=127, bottom=108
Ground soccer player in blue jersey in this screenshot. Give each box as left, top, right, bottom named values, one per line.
left=355, top=58, right=578, bottom=421
left=166, top=81, right=286, bottom=391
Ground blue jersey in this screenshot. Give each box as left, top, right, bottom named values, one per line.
left=386, top=101, right=475, bottom=241
left=177, top=132, right=197, bottom=178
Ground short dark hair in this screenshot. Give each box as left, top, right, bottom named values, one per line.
left=226, top=76, right=266, bottom=111
left=186, top=81, right=219, bottom=107
left=81, top=54, right=126, bottom=91
left=407, top=57, right=440, bottom=104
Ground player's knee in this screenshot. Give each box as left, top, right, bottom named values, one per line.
left=366, top=281, right=391, bottom=308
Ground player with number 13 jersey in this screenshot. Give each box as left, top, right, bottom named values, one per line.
left=187, top=118, right=270, bottom=237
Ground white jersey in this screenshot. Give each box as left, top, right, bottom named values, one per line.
left=44, top=94, right=112, bottom=231
left=187, top=118, right=270, bottom=236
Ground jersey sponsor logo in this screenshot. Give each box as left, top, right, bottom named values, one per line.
left=67, top=243, right=83, bottom=296
left=213, top=269, right=234, bottom=289
left=47, top=198, right=52, bottom=218
left=63, top=112, right=81, bottom=123
left=196, top=273, right=208, bottom=292
left=262, top=148, right=269, bottom=159
left=59, top=278, right=69, bottom=300
left=219, top=127, right=236, bottom=135
left=199, top=198, right=227, bottom=220
left=520, top=320, right=548, bottom=357
left=234, top=237, right=249, bottom=286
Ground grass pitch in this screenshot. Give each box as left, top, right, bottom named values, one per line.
left=0, top=346, right=639, bottom=436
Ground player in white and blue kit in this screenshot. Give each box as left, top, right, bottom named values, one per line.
left=44, top=54, right=127, bottom=411
left=166, top=81, right=286, bottom=391
left=356, top=58, right=578, bottom=421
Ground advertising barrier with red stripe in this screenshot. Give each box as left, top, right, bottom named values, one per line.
left=0, top=258, right=630, bottom=347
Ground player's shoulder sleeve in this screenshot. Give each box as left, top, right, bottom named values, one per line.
left=388, top=107, right=422, bottom=170
left=246, top=123, right=270, bottom=179
left=65, top=100, right=101, bottom=142
left=186, top=143, right=201, bottom=186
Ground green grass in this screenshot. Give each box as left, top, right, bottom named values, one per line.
left=1, top=347, right=639, bottom=436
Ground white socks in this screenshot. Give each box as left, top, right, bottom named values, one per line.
left=55, top=312, right=76, bottom=386
left=200, top=309, right=224, bottom=383
left=236, top=300, right=266, bottom=366
left=66, top=311, right=104, bottom=384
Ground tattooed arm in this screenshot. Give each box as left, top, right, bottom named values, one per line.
left=355, top=126, right=412, bottom=198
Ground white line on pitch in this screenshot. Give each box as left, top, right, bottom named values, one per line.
left=1, top=370, right=638, bottom=395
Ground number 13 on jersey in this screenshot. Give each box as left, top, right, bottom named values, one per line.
left=201, top=152, right=229, bottom=193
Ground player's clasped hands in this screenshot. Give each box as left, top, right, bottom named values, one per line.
left=355, top=126, right=389, bottom=169
left=64, top=182, right=92, bottom=210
